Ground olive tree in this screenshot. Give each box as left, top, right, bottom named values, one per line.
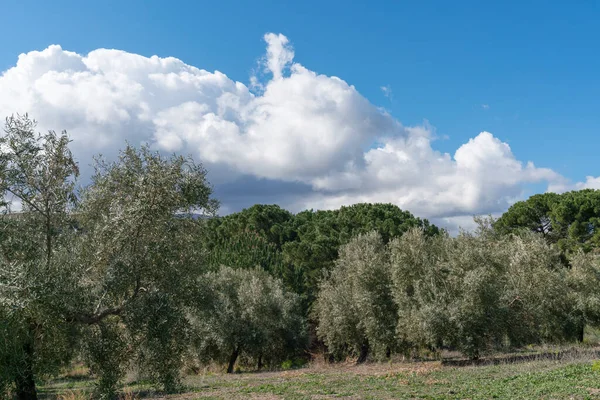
left=317, top=221, right=585, bottom=362
left=440, top=227, right=510, bottom=359
left=315, top=232, right=396, bottom=362
left=283, top=204, right=440, bottom=312
left=193, top=266, right=305, bottom=373
left=0, top=115, right=79, bottom=399
left=501, top=232, right=575, bottom=345
left=566, top=250, right=600, bottom=340
left=72, top=144, right=217, bottom=395
left=0, top=114, right=218, bottom=398
left=389, top=228, right=453, bottom=354
left=392, top=224, right=573, bottom=359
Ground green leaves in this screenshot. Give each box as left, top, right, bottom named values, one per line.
left=495, top=189, right=600, bottom=254
left=316, top=225, right=590, bottom=361
left=202, top=202, right=441, bottom=316
left=0, top=120, right=219, bottom=398
left=315, top=232, right=396, bottom=360
left=73, top=145, right=217, bottom=394
left=0, top=115, right=80, bottom=397
left=84, top=318, right=132, bottom=399
left=192, top=266, right=306, bottom=372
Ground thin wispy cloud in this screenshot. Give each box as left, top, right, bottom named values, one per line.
left=381, top=85, right=393, bottom=100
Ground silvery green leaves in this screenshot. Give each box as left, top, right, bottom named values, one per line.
left=0, top=115, right=79, bottom=399
left=0, top=116, right=218, bottom=398
left=315, top=225, right=592, bottom=362
left=74, top=145, right=216, bottom=395
left=192, top=266, right=306, bottom=373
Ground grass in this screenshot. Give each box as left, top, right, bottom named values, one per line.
left=39, top=352, right=600, bottom=399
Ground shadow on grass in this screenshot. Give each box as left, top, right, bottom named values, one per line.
left=441, top=348, right=600, bottom=367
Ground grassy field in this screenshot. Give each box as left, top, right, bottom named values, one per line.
left=40, top=353, right=600, bottom=400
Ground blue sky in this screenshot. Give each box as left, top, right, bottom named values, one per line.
left=0, top=0, right=598, bottom=229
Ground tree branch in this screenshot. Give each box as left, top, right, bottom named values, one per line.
left=66, top=278, right=143, bottom=325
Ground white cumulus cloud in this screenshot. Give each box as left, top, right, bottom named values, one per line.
left=578, top=176, right=600, bottom=189
left=0, top=33, right=589, bottom=231
left=289, top=129, right=562, bottom=219
left=549, top=175, right=600, bottom=194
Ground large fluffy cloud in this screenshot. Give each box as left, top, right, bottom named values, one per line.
left=0, top=35, right=394, bottom=184
left=296, top=129, right=562, bottom=218
left=0, top=33, right=593, bottom=231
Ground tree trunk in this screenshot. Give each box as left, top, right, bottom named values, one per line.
left=257, top=354, right=263, bottom=371
left=227, top=347, right=239, bottom=373
left=15, top=341, right=37, bottom=400
left=356, top=342, right=369, bottom=364
left=578, top=322, right=585, bottom=343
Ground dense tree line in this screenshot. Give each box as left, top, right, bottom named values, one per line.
left=203, top=202, right=440, bottom=311
left=315, top=224, right=600, bottom=361
left=495, top=191, right=600, bottom=255
left=2, top=115, right=600, bottom=399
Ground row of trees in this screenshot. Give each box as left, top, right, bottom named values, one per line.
left=203, top=202, right=440, bottom=312
left=0, top=116, right=304, bottom=399
left=206, top=185, right=600, bottom=330
left=315, top=224, right=600, bottom=361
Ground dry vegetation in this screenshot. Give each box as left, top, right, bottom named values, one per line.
left=38, top=347, right=600, bottom=400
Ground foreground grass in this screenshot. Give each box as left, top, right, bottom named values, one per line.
left=39, top=355, right=600, bottom=400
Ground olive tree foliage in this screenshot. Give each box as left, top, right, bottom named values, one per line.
left=500, top=231, right=577, bottom=345
left=314, top=232, right=396, bottom=362
left=566, top=250, right=600, bottom=336
left=72, top=144, right=217, bottom=395
left=283, top=204, right=440, bottom=311
left=0, top=115, right=79, bottom=399
left=388, top=228, right=453, bottom=353
left=393, top=224, right=578, bottom=359
left=436, top=225, right=511, bottom=359
left=192, top=266, right=306, bottom=373
left=198, top=203, right=442, bottom=324
left=317, top=222, right=589, bottom=361
left=0, top=114, right=219, bottom=398
left=84, top=317, right=132, bottom=400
